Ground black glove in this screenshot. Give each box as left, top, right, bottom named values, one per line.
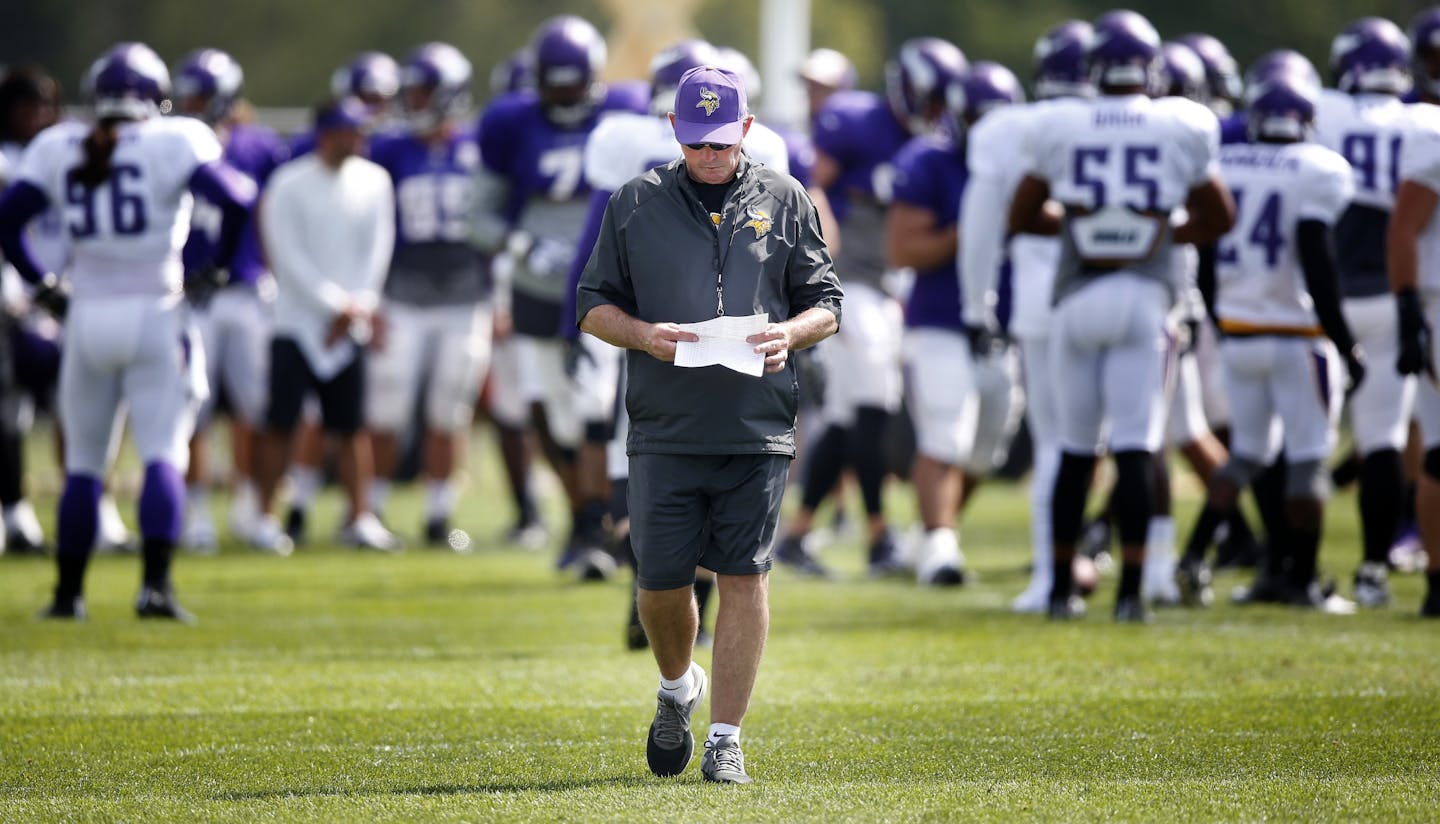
left=1396, top=288, right=1434, bottom=378
left=33, top=274, right=69, bottom=320
left=1176, top=318, right=1201, bottom=358
left=1341, top=344, right=1367, bottom=397
left=185, top=265, right=230, bottom=310
left=964, top=323, right=996, bottom=356
left=564, top=336, right=594, bottom=379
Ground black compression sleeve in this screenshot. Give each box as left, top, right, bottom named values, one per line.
left=1196, top=243, right=1219, bottom=328
left=1296, top=219, right=1356, bottom=353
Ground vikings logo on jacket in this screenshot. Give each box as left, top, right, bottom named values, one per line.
left=744, top=206, right=773, bottom=239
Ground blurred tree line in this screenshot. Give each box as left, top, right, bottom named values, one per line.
left=0, top=0, right=1434, bottom=109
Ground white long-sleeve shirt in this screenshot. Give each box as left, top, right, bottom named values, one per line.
left=260, top=153, right=394, bottom=378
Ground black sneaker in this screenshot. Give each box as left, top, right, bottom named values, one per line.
left=1214, top=534, right=1262, bottom=570
left=284, top=506, right=307, bottom=547
left=1231, top=570, right=1290, bottom=605
left=7, top=529, right=50, bottom=556
left=135, top=586, right=196, bottom=623
left=1285, top=581, right=1356, bottom=615
left=647, top=662, right=707, bottom=777
left=1353, top=563, right=1390, bottom=608
left=38, top=595, right=86, bottom=620
left=1175, top=557, right=1214, bottom=608
left=1113, top=593, right=1150, bottom=623
left=775, top=535, right=832, bottom=578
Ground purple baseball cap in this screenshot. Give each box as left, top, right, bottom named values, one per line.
left=672, top=65, right=748, bottom=145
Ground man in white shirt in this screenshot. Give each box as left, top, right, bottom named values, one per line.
left=254, top=98, right=397, bottom=553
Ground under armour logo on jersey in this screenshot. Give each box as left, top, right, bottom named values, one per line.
left=743, top=206, right=772, bottom=239
left=696, top=88, right=721, bottom=117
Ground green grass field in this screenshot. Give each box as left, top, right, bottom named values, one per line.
left=1, top=434, right=1437, bottom=822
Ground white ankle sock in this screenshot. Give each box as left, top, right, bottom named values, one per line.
left=290, top=466, right=323, bottom=508
left=426, top=479, right=456, bottom=520
left=708, top=723, right=740, bottom=744
left=659, top=667, right=696, bottom=701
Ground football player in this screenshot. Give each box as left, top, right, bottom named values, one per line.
left=0, top=42, right=256, bottom=619
left=1388, top=33, right=1440, bottom=616
left=172, top=48, right=290, bottom=553
left=890, top=62, right=1025, bottom=586
left=473, top=15, right=646, bottom=573
left=775, top=37, right=969, bottom=578
left=961, top=20, right=1095, bottom=611
left=1184, top=67, right=1364, bottom=612
left=1313, top=17, right=1416, bottom=607
left=366, top=43, right=491, bottom=546
left=1009, top=10, right=1235, bottom=622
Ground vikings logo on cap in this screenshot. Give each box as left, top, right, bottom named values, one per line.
left=696, top=88, right=721, bottom=116
left=744, top=205, right=772, bottom=239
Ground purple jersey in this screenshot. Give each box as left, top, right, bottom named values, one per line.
left=369, top=128, right=487, bottom=305
left=772, top=124, right=817, bottom=188
left=891, top=135, right=967, bottom=330
left=477, top=86, right=646, bottom=336
left=812, top=90, right=910, bottom=287
left=184, top=122, right=287, bottom=284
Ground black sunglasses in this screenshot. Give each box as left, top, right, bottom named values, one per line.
left=684, top=142, right=735, bottom=151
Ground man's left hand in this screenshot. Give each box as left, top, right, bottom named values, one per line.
left=748, top=324, right=792, bottom=374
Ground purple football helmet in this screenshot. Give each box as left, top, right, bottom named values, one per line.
left=172, top=48, right=242, bottom=124
left=1158, top=41, right=1208, bottom=102
left=1330, top=17, right=1412, bottom=95
left=1177, top=33, right=1242, bottom=108
left=1245, top=71, right=1321, bottom=143
left=399, top=42, right=472, bottom=131
left=946, top=61, right=1024, bottom=134
left=530, top=15, right=608, bottom=127
left=886, top=37, right=969, bottom=135
left=1409, top=7, right=1440, bottom=97
left=1033, top=20, right=1094, bottom=100
left=1087, top=10, right=1163, bottom=94
left=83, top=42, right=171, bottom=120
left=648, top=39, right=719, bottom=115
left=490, top=48, right=533, bottom=96
left=331, top=51, right=401, bottom=109
left=1244, top=50, right=1321, bottom=92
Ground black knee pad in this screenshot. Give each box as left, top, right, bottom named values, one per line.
left=1112, top=450, right=1154, bottom=547
left=1426, top=447, right=1440, bottom=483
left=1052, top=452, right=1098, bottom=546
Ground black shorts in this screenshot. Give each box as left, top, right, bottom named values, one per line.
left=628, top=453, right=790, bottom=590
left=265, top=337, right=365, bottom=435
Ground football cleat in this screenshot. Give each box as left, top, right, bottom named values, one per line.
left=284, top=505, right=308, bottom=547
left=38, top=595, right=86, bottom=621
left=774, top=535, right=833, bottom=578
left=1113, top=593, right=1151, bottom=624
left=424, top=517, right=450, bottom=548
left=1353, top=562, right=1391, bottom=608
left=135, top=586, right=196, bottom=623
left=1287, top=581, right=1357, bottom=615
left=338, top=513, right=402, bottom=552
left=1174, top=557, right=1214, bottom=608
left=1047, top=592, right=1086, bottom=621
left=246, top=516, right=294, bottom=557
left=1421, top=586, right=1440, bottom=618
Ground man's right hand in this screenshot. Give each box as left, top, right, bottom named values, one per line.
left=643, top=322, right=699, bottom=363
left=1396, top=288, right=1435, bottom=379
left=326, top=303, right=372, bottom=348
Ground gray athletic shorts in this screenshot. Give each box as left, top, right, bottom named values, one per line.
left=628, top=452, right=790, bottom=590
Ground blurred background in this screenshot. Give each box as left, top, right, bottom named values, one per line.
left=3, top=0, right=1433, bottom=114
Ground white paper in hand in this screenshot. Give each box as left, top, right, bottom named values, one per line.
left=673, top=312, right=769, bottom=377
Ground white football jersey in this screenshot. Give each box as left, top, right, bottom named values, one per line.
left=1312, top=90, right=1409, bottom=211
left=1213, top=141, right=1353, bottom=332
left=1398, top=102, right=1440, bottom=294
left=583, top=111, right=789, bottom=193
left=963, top=101, right=1061, bottom=338
left=14, top=116, right=222, bottom=298
left=2, top=138, right=70, bottom=275
left=1023, top=94, right=1219, bottom=305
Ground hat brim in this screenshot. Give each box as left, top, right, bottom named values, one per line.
left=673, top=117, right=745, bottom=146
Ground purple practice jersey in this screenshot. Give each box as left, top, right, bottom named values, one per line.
left=477, top=86, right=646, bottom=337
left=812, top=90, right=911, bottom=288
left=183, top=122, right=288, bottom=284
left=369, top=128, right=487, bottom=306
left=771, top=123, right=817, bottom=188
left=890, top=134, right=967, bottom=330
